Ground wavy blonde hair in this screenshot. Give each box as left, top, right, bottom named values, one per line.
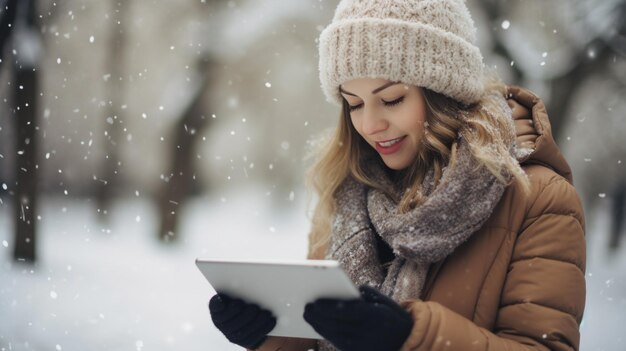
left=305, top=76, right=530, bottom=259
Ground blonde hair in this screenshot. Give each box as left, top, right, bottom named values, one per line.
left=305, top=76, right=530, bottom=259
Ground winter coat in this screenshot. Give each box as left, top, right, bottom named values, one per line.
left=255, top=86, right=586, bottom=351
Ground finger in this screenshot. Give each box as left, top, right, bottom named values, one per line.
left=303, top=302, right=318, bottom=325
left=208, top=292, right=233, bottom=312
left=359, top=285, right=408, bottom=316
left=304, top=301, right=363, bottom=325
left=238, top=309, right=275, bottom=337
left=514, top=118, right=537, bottom=136
left=253, top=311, right=277, bottom=336
left=517, top=134, right=538, bottom=146
left=217, top=291, right=233, bottom=301
left=310, top=298, right=362, bottom=313
left=237, top=312, right=277, bottom=348
left=211, top=299, right=252, bottom=327
left=215, top=303, right=260, bottom=332
left=359, top=285, right=395, bottom=306
left=359, top=285, right=382, bottom=301
left=210, top=297, right=246, bottom=325
left=305, top=300, right=351, bottom=321
left=209, top=294, right=224, bottom=312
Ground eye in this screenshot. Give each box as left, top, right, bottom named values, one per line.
left=347, top=96, right=404, bottom=112
left=348, top=103, right=363, bottom=112
left=383, top=96, right=405, bottom=107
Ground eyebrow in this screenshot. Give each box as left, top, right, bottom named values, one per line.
left=339, top=82, right=400, bottom=97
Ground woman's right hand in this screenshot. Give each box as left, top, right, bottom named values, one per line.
left=208, top=292, right=277, bottom=350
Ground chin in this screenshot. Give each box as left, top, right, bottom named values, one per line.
left=382, top=158, right=411, bottom=171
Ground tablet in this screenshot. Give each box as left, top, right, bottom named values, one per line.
left=195, top=258, right=360, bottom=339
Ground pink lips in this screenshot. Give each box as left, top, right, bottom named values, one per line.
left=375, top=136, right=406, bottom=155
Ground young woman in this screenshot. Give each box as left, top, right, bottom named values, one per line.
left=208, top=1, right=586, bottom=350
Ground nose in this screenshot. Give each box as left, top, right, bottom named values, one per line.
left=360, top=108, right=388, bottom=136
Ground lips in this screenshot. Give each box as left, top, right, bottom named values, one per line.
left=375, top=136, right=406, bottom=155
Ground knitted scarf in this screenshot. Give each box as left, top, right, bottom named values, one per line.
left=326, top=137, right=508, bottom=301
left=318, top=92, right=518, bottom=351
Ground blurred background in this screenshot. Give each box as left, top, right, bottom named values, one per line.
left=0, top=0, right=624, bottom=350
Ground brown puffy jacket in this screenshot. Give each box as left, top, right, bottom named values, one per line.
left=255, top=86, right=586, bottom=351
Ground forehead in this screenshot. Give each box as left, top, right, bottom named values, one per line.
left=340, top=77, right=394, bottom=91
left=340, top=78, right=413, bottom=97
left=341, top=77, right=391, bottom=88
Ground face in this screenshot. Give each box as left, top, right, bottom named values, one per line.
left=340, top=78, right=428, bottom=171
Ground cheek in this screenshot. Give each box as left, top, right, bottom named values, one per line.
left=408, top=103, right=427, bottom=133
left=397, top=109, right=426, bottom=135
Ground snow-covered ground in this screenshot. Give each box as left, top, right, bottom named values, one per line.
left=0, top=186, right=310, bottom=351
left=0, top=188, right=625, bottom=351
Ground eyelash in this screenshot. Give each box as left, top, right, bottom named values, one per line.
left=348, top=96, right=405, bottom=112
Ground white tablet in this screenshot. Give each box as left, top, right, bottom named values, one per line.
left=195, top=258, right=360, bottom=339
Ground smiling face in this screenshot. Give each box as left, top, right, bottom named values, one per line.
left=340, top=78, right=428, bottom=171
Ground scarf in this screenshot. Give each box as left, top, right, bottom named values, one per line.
left=326, top=136, right=509, bottom=301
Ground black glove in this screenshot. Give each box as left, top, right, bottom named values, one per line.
left=208, top=292, right=277, bottom=350
left=303, top=285, right=413, bottom=351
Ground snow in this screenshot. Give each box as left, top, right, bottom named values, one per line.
left=0, top=185, right=310, bottom=351
left=1, top=186, right=625, bottom=350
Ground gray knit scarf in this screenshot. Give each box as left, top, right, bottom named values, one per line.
left=326, top=136, right=509, bottom=302
left=317, top=92, right=518, bottom=351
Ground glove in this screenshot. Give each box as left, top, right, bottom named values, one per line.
left=303, top=285, right=413, bottom=351
left=208, top=292, right=277, bottom=350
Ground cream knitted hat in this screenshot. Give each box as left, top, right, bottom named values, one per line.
left=318, top=0, right=485, bottom=106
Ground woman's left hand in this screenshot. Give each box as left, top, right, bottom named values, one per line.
left=303, top=285, right=413, bottom=351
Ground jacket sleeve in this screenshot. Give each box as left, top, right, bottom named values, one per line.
left=399, top=176, right=586, bottom=351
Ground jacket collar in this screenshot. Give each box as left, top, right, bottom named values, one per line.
left=506, top=85, right=574, bottom=184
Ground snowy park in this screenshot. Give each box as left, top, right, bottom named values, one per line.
left=0, top=187, right=312, bottom=351
left=1, top=0, right=626, bottom=350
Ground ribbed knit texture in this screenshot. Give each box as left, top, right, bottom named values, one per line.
left=318, top=0, right=485, bottom=105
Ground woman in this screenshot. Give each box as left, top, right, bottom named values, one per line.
left=208, top=1, right=586, bottom=350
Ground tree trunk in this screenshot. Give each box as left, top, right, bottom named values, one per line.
left=96, top=0, right=128, bottom=221
left=12, top=61, right=38, bottom=262
left=11, top=0, right=40, bottom=262
left=0, top=0, right=18, bottom=53
left=158, top=57, right=215, bottom=242
left=546, top=42, right=612, bottom=137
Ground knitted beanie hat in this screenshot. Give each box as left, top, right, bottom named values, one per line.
left=318, top=0, right=485, bottom=106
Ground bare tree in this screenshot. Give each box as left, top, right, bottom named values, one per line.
left=156, top=0, right=226, bottom=242
left=0, top=0, right=43, bottom=262
left=158, top=55, right=216, bottom=242
left=478, top=0, right=524, bottom=84
left=96, top=0, right=128, bottom=221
